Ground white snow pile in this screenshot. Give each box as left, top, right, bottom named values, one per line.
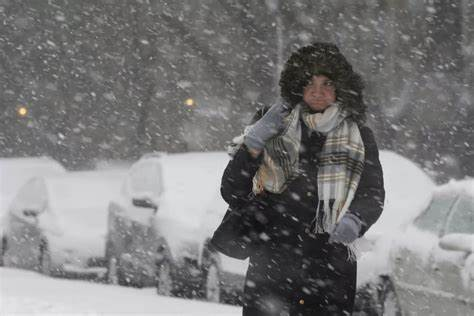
left=0, top=267, right=240, bottom=315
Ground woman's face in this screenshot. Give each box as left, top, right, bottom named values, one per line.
left=303, top=75, right=336, bottom=111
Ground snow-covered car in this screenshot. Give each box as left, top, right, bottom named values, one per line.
left=355, top=157, right=474, bottom=314
left=0, top=157, right=66, bottom=266
left=105, top=152, right=240, bottom=303
left=1, top=170, right=126, bottom=278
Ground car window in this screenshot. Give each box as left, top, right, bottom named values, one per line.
left=413, top=193, right=458, bottom=235
left=444, top=195, right=474, bottom=235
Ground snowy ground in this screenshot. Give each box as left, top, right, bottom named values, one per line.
left=0, top=267, right=241, bottom=315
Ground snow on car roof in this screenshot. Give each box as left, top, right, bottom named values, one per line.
left=434, top=178, right=474, bottom=197
left=43, top=170, right=126, bottom=221
left=367, top=150, right=436, bottom=234
left=0, top=156, right=66, bottom=215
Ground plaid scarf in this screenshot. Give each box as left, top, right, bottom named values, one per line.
left=249, top=102, right=365, bottom=233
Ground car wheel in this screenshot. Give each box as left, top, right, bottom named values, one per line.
left=107, top=256, right=119, bottom=285
left=156, top=260, right=174, bottom=296
left=377, top=278, right=402, bottom=316
left=0, top=236, right=6, bottom=266
left=39, top=240, right=51, bottom=276
left=355, top=276, right=402, bottom=316
left=203, top=261, right=221, bottom=303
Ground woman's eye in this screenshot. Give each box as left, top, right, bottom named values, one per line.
left=324, top=81, right=334, bottom=87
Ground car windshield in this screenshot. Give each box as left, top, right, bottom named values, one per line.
left=413, top=192, right=458, bottom=235
left=444, top=194, right=474, bottom=235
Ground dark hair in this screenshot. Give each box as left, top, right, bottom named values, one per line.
left=279, top=42, right=367, bottom=123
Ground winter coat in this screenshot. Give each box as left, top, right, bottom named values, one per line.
left=211, top=108, right=385, bottom=314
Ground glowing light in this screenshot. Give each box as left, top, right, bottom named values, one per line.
left=185, top=98, right=195, bottom=107
left=17, top=106, right=28, bottom=117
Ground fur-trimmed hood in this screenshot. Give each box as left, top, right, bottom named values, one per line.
left=279, top=42, right=367, bottom=123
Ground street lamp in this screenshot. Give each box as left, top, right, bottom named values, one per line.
left=17, top=106, right=28, bottom=117
left=184, top=98, right=195, bottom=107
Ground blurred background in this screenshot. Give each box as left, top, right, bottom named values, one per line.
left=1, top=0, right=472, bottom=183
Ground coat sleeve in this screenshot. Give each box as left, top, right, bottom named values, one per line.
left=348, top=126, right=385, bottom=236
left=220, top=107, right=267, bottom=208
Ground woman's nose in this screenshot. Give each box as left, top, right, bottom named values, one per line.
left=311, top=86, right=323, bottom=96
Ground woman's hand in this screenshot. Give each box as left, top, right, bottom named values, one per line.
left=244, top=101, right=291, bottom=154
left=328, top=213, right=363, bottom=245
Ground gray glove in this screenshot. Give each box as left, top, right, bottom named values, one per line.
left=328, top=213, right=363, bottom=245
left=244, top=101, right=290, bottom=151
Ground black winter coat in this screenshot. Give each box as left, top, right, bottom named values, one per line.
left=212, top=109, right=385, bottom=314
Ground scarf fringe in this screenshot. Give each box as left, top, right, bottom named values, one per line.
left=312, top=198, right=343, bottom=234
left=347, top=244, right=358, bottom=261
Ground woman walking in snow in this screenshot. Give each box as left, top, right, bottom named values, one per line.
left=212, top=42, right=385, bottom=316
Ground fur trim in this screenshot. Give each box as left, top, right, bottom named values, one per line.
left=279, top=42, right=367, bottom=124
